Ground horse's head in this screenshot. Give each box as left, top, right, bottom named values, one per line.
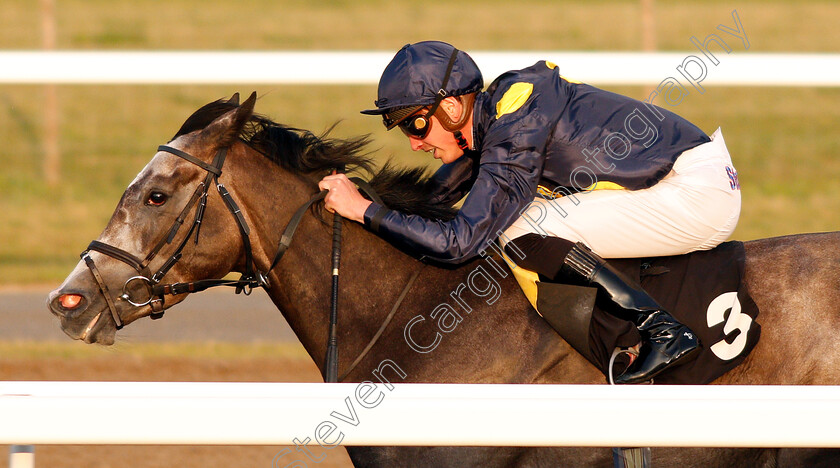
left=47, top=92, right=259, bottom=344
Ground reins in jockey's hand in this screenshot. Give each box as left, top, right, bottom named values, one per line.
left=267, top=175, right=384, bottom=271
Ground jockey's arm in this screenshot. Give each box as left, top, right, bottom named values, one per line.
left=359, top=118, right=549, bottom=263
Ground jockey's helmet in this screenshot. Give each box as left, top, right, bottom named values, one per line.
left=361, top=41, right=483, bottom=131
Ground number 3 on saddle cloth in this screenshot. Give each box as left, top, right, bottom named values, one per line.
left=507, top=241, right=761, bottom=384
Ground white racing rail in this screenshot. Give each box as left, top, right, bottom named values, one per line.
left=2, top=381, right=840, bottom=447
left=1, top=51, right=839, bottom=86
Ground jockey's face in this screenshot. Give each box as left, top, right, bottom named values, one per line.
left=403, top=98, right=468, bottom=165
left=405, top=116, right=464, bottom=164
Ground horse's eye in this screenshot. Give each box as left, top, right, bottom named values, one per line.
left=146, top=192, right=168, bottom=206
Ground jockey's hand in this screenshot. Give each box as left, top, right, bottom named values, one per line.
left=318, top=173, right=372, bottom=223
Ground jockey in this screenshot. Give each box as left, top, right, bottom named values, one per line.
left=319, top=41, right=741, bottom=384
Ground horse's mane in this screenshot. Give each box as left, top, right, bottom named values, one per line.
left=174, top=98, right=457, bottom=221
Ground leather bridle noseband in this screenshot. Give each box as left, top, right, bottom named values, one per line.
left=81, top=144, right=268, bottom=330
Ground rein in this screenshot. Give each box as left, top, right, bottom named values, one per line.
left=82, top=143, right=411, bottom=382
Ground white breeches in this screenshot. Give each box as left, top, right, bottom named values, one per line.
left=502, top=128, right=742, bottom=258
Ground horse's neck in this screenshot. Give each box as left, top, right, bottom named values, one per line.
left=224, top=151, right=419, bottom=370
left=267, top=215, right=420, bottom=373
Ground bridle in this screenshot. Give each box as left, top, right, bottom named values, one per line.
left=81, top=144, right=268, bottom=330
left=79, top=141, right=412, bottom=382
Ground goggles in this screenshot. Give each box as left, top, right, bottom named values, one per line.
left=397, top=109, right=434, bottom=139
left=382, top=105, right=422, bottom=129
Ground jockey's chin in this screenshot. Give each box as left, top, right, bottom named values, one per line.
left=433, top=147, right=465, bottom=165
left=410, top=121, right=467, bottom=165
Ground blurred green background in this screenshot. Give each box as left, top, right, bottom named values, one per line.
left=2, top=0, right=839, bottom=286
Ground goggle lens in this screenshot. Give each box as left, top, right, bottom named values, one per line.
left=398, top=112, right=431, bottom=139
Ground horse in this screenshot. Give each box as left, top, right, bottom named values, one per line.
left=48, top=92, right=840, bottom=467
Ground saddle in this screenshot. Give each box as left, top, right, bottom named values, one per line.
left=510, top=241, right=761, bottom=384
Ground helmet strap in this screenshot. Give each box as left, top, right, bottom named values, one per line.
left=453, top=130, right=470, bottom=151
left=416, top=48, right=474, bottom=150
left=425, top=49, right=460, bottom=120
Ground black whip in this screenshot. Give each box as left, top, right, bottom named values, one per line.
left=324, top=167, right=344, bottom=382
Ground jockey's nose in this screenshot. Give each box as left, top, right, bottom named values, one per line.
left=409, top=137, right=425, bottom=152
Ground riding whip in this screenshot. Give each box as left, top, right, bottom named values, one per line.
left=324, top=166, right=344, bottom=383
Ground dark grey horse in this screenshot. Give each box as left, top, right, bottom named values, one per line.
left=48, top=93, right=840, bottom=467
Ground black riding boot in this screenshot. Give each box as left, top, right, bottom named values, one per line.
left=562, top=242, right=700, bottom=384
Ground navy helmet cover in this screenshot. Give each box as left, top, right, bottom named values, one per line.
left=361, top=41, right=484, bottom=116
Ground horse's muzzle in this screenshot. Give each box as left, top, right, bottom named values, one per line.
left=47, top=288, right=116, bottom=344
left=48, top=288, right=89, bottom=320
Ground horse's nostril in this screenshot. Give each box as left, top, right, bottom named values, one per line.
left=59, top=294, right=84, bottom=310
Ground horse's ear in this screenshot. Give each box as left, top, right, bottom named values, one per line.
left=227, top=93, right=240, bottom=105
left=201, top=92, right=257, bottom=148
left=240, top=91, right=257, bottom=115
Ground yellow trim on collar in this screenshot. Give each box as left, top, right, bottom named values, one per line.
left=547, top=60, right=582, bottom=84
left=496, top=82, right=534, bottom=118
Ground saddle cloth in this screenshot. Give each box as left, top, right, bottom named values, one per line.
left=521, top=240, right=761, bottom=384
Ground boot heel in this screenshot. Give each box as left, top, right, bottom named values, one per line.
left=614, top=311, right=700, bottom=384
